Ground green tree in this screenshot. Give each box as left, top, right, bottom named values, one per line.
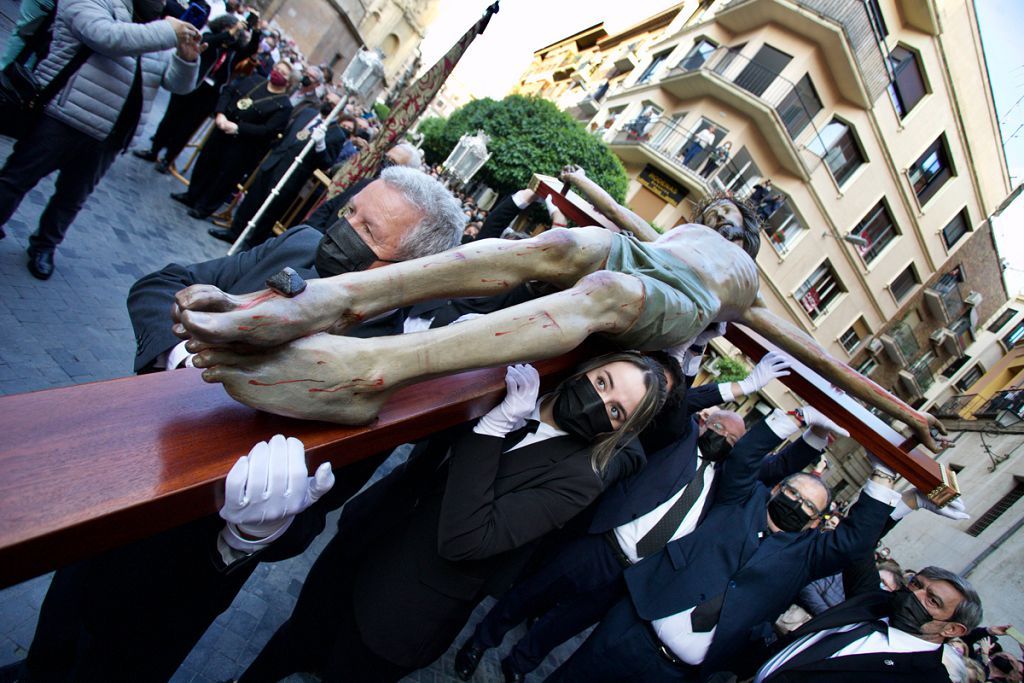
left=425, top=95, right=628, bottom=202
left=715, top=356, right=750, bottom=384
left=417, top=116, right=449, bottom=166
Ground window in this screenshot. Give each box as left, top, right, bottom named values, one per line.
left=865, top=0, right=889, bottom=38
left=942, top=210, right=970, bottom=249
left=890, top=264, right=920, bottom=302
left=776, top=74, right=823, bottom=139
left=851, top=201, right=899, bottom=263
left=808, top=119, right=865, bottom=185
left=967, top=479, right=1024, bottom=537
left=988, top=309, right=1019, bottom=333
left=891, top=316, right=921, bottom=358
left=796, top=260, right=845, bottom=320
left=1004, top=321, right=1024, bottom=349
left=840, top=317, right=871, bottom=354
left=733, top=44, right=791, bottom=96
left=857, top=357, right=878, bottom=376
left=908, top=351, right=936, bottom=392
left=679, top=39, right=717, bottom=71
left=955, top=364, right=984, bottom=392
left=637, top=50, right=671, bottom=84
left=888, top=46, right=926, bottom=117
left=909, top=137, right=954, bottom=205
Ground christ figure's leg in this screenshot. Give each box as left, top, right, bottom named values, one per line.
left=176, top=227, right=615, bottom=349
left=192, top=271, right=647, bottom=424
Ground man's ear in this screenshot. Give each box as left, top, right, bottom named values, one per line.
left=940, top=622, right=969, bottom=639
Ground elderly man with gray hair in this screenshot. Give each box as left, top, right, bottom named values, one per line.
left=2, top=166, right=466, bottom=683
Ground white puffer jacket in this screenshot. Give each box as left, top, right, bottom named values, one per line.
left=34, top=0, right=198, bottom=141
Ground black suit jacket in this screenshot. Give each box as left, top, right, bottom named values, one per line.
left=761, top=591, right=951, bottom=682
left=261, top=107, right=347, bottom=176
left=342, top=429, right=609, bottom=668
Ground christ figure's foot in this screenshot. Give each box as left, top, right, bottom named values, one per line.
left=192, top=333, right=393, bottom=424
left=174, top=278, right=358, bottom=348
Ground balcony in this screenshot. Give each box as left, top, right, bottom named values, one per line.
left=655, top=46, right=826, bottom=179
left=935, top=393, right=976, bottom=419
left=717, top=0, right=890, bottom=107
left=610, top=115, right=808, bottom=255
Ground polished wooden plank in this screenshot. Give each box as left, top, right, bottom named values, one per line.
left=0, top=351, right=585, bottom=589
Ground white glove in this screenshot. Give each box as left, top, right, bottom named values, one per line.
left=891, top=490, right=970, bottom=521
left=312, top=125, right=327, bottom=152
left=792, top=406, right=849, bottom=438
left=219, top=434, right=335, bottom=552
left=663, top=323, right=726, bottom=376
left=545, top=195, right=567, bottom=226
left=864, top=450, right=897, bottom=480
left=475, top=364, right=541, bottom=437
left=737, top=351, right=792, bottom=396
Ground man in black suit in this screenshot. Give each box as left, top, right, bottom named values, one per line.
left=754, top=565, right=982, bottom=682
left=455, top=349, right=815, bottom=681
left=207, top=91, right=352, bottom=248
left=6, top=167, right=467, bottom=683
left=547, top=413, right=955, bottom=682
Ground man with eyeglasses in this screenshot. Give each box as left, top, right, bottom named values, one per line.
left=547, top=414, right=965, bottom=682
left=754, top=565, right=981, bottom=682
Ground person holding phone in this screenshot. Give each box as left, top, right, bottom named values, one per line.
left=0, top=0, right=201, bottom=279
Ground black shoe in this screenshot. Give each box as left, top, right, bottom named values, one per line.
left=208, top=227, right=238, bottom=243
left=501, top=658, right=525, bottom=683
left=132, top=148, right=158, bottom=162
left=27, top=249, right=54, bottom=280
left=154, top=159, right=170, bottom=174
left=170, top=191, right=193, bottom=207
left=188, top=208, right=211, bottom=220
left=454, top=640, right=487, bottom=681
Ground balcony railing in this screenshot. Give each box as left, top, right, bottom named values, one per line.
left=658, top=45, right=829, bottom=172
left=935, top=393, right=976, bottom=419
left=975, top=390, right=1024, bottom=421
left=610, top=115, right=808, bottom=255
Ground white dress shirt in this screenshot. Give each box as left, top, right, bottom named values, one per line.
left=755, top=617, right=941, bottom=682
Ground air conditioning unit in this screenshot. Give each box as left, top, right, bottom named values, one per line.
left=614, top=53, right=638, bottom=72
left=879, top=334, right=907, bottom=366
left=964, top=291, right=983, bottom=307
left=577, top=96, right=600, bottom=116
left=929, top=329, right=947, bottom=345
left=867, top=338, right=884, bottom=355
left=930, top=328, right=963, bottom=356
left=898, top=370, right=923, bottom=399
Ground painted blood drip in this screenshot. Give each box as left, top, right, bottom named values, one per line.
left=236, top=291, right=279, bottom=310
left=248, top=378, right=323, bottom=386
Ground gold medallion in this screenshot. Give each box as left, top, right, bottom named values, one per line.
left=296, top=129, right=310, bottom=141
left=237, top=97, right=253, bottom=111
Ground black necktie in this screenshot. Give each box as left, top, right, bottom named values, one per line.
left=690, top=591, right=725, bottom=632
left=777, top=620, right=887, bottom=673
left=635, top=458, right=711, bottom=558
left=504, top=419, right=540, bottom=448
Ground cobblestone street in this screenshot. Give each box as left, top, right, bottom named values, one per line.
left=0, top=3, right=586, bottom=680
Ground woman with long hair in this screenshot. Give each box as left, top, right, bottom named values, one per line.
left=239, top=351, right=668, bottom=682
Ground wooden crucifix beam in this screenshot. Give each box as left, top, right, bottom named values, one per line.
left=528, top=173, right=623, bottom=233
left=0, top=351, right=586, bottom=590
left=725, top=323, right=959, bottom=505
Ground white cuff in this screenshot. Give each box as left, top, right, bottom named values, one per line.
left=890, top=496, right=914, bottom=521
left=512, top=189, right=534, bottom=209
left=314, top=139, right=327, bottom=152
left=862, top=479, right=902, bottom=508
left=165, top=340, right=194, bottom=370
left=719, top=382, right=736, bottom=403
left=221, top=518, right=293, bottom=553
left=801, top=429, right=829, bottom=451
left=764, top=409, right=798, bottom=440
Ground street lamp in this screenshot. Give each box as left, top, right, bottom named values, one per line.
left=443, top=130, right=491, bottom=185
left=227, top=49, right=387, bottom=255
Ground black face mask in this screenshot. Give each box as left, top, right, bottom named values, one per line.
left=300, top=75, right=313, bottom=87
left=320, top=101, right=336, bottom=117
left=697, top=429, right=731, bottom=463
left=768, top=491, right=812, bottom=533
left=553, top=375, right=613, bottom=442
left=888, top=588, right=941, bottom=635
left=315, top=218, right=379, bottom=277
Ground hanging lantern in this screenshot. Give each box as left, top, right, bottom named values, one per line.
left=443, top=130, right=492, bottom=185
left=342, top=49, right=386, bottom=104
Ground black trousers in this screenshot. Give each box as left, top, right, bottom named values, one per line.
left=472, top=532, right=624, bottom=674
left=228, top=159, right=313, bottom=247
left=148, top=82, right=219, bottom=164
left=185, top=129, right=264, bottom=216
left=0, top=115, right=122, bottom=254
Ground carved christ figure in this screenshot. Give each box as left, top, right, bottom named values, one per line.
left=174, top=167, right=950, bottom=452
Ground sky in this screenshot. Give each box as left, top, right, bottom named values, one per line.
left=418, top=0, right=1024, bottom=294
